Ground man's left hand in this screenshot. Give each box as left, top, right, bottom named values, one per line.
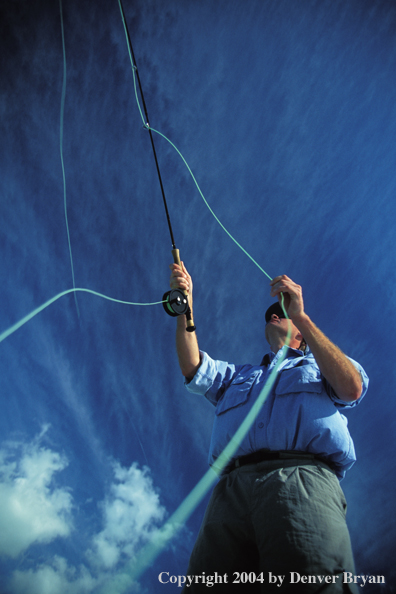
left=270, top=275, right=305, bottom=321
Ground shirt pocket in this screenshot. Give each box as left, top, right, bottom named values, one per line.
left=215, top=372, right=258, bottom=416
left=275, top=366, right=323, bottom=396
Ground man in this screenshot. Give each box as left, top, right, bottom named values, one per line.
left=170, top=263, right=368, bottom=593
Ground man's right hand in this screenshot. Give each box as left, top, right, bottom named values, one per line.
left=169, top=262, right=193, bottom=307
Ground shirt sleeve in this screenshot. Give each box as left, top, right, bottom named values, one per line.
left=184, top=351, right=240, bottom=406
left=324, top=356, right=369, bottom=408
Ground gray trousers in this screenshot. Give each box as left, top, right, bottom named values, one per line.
left=182, top=459, right=358, bottom=593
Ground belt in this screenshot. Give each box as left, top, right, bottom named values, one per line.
left=228, top=449, right=332, bottom=472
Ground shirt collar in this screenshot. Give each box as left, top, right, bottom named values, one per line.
left=260, top=344, right=310, bottom=366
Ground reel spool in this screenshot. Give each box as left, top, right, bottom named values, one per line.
left=162, top=289, right=189, bottom=317
left=162, top=288, right=196, bottom=332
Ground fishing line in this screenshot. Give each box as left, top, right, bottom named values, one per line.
left=59, top=0, right=80, bottom=317
left=0, top=288, right=165, bottom=344
left=150, top=127, right=273, bottom=281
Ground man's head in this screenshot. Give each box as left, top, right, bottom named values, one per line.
left=265, top=302, right=285, bottom=324
left=264, top=302, right=304, bottom=353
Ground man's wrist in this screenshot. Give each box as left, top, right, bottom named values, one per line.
left=177, top=314, right=187, bottom=329
left=289, top=311, right=310, bottom=331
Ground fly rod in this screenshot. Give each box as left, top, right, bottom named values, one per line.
left=119, top=0, right=195, bottom=332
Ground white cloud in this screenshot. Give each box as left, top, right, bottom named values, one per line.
left=88, top=461, right=166, bottom=570
left=0, top=431, right=73, bottom=558
left=10, top=556, right=97, bottom=594
left=6, top=452, right=166, bottom=594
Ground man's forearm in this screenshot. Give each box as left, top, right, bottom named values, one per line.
left=294, top=313, right=362, bottom=402
left=176, top=313, right=201, bottom=381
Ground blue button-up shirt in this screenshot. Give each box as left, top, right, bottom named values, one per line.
left=185, top=346, right=369, bottom=480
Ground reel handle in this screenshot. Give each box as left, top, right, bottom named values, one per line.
left=172, top=248, right=196, bottom=333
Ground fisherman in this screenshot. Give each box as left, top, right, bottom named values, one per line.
left=170, top=262, right=368, bottom=593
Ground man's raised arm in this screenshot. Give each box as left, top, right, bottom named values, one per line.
left=169, top=262, right=201, bottom=381
left=270, top=275, right=363, bottom=403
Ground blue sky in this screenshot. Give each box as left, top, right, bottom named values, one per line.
left=0, top=0, right=396, bottom=592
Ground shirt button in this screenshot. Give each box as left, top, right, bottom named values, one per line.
left=258, top=422, right=264, bottom=428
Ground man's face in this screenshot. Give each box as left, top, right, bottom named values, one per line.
left=264, top=302, right=287, bottom=345
left=265, top=313, right=289, bottom=343
left=265, top=312, right=302, bottom=351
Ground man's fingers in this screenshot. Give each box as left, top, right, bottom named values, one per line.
left=170, top=277, right=189, bottom=291
left=170, top=262, right=189, bottom=278
left=169, top=262, right=191, bottom=292
left=169, top=263, right=182, bottom=272
left=270, top=274, right=291, bottom=286
left=270, top=276, right=300, bottom=297
left=270, top=276, right=302, bottom=301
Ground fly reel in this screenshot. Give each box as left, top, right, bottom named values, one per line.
left=162, top=289, right=189, bottom=317
left=162, top=288, right=196, bottom=332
